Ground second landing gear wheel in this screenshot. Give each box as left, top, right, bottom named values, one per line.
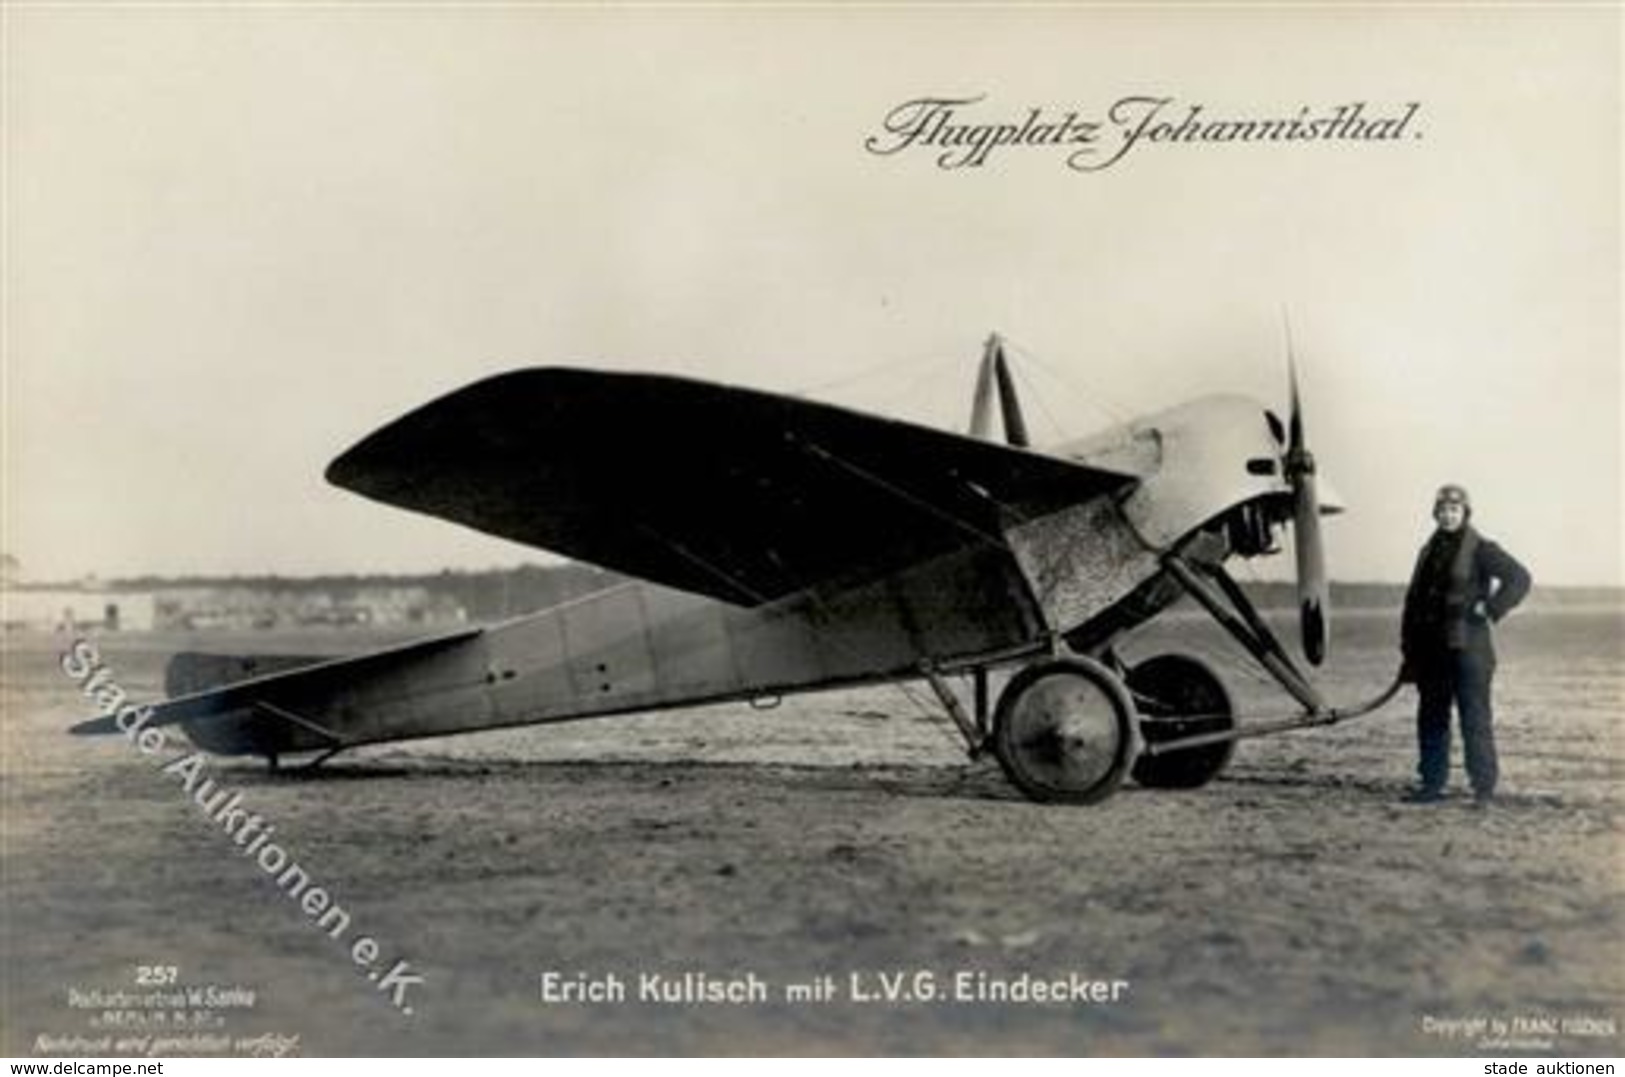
left=991, top=656, right=1137, bottom=804
left=1127, top=653, right=1236, bottom=789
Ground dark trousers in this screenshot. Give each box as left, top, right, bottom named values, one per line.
left=1415, top=649, right=1497, bottom=795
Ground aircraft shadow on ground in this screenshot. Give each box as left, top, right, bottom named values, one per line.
left=202, top=754, right=1029, bottom=803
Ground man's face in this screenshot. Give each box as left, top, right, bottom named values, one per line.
left=1434, top=502, right=1467, bottom=532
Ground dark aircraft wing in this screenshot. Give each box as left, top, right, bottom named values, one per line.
left=326, top=368, right=1138, bottom=606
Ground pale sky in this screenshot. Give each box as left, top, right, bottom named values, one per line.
left=4, top=5, right=1620, bottom=586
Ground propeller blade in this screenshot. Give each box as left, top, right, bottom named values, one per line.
left=1292, top=466, right=1329, bottom=666
left=1284, top=346, right=1330, bottom=665
left=1287, top=348, right=1305, bottom=453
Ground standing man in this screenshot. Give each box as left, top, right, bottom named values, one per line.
left=1400, top=484, right=1531, bottom=806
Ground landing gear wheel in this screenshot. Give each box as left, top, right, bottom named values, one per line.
left=1127, top=653, right=1235, bottom=789
left=991, top=656, right=1137, bottom=804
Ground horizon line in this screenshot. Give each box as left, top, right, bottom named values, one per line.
left=4, top=569, right=1622, bottom=595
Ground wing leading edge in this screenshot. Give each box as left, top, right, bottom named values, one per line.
left=326, top=368, right=1138, bottom=605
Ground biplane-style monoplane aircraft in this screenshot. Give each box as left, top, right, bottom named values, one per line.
left=75, top=335, right=1401, bottom=803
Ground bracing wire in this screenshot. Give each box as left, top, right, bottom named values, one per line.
left=1001, top=336, right=1136, bottom=428
left=791, top=437, right=1024, bottom=550
left=790, top=349, right=963, bottom=402
left=861, top=358, right=975, bottom=427
left=1000, top=348, right=1071, bottom=445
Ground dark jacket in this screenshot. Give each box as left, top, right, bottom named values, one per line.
left=1401, top=525, right=1531, bottom=669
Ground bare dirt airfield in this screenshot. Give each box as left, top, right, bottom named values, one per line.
left=3, top=604, right=1621, bottom=1056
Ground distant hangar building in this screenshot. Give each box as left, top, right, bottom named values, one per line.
left=2, top=585, right=157, bottom=632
